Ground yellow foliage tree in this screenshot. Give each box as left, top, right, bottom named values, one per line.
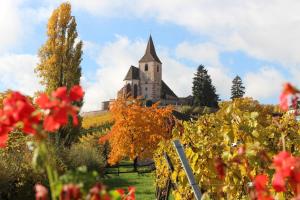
left=35, top=2, right=83, bottom=146
left=35, top=2, right=82, bottom=94
left=100, top=98, right=174, bottom=165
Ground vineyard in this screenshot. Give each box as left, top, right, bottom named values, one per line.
left=1, top=1, right=300, bottom=200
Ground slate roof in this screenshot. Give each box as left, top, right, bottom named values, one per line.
left=139, top=35, right=162, bottom=64
left=161, top=80, right=178, bottom=99
left=124, top=66, right=140, bottom=80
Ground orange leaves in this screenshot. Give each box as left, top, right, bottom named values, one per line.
left=100, top=98, right=174, bottom=165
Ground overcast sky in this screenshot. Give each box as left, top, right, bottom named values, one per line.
left=0, top=0, right=299, bottom=111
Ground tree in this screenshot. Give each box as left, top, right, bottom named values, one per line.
left=231, top=75, right=245, bottom=99
left=192, top=65, right=219, bottom=107
left=35, top=2, right=83, bottom=146
left=100, top=98, right=174, bottom=165
left=35, top=2, right=82, bottom=94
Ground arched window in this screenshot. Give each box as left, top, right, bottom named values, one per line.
left=145, top=64, right=148, bottom=71
left=133, top=84, right=138, bottom=98
left=157, top=65, right=159, bottom=72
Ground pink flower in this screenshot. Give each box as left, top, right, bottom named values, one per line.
left=35, top=184, right=48, bottom=200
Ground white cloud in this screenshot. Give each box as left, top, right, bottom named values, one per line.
left=176, top=42, right=221, bottom=66
left=69, top=0, right=300, bottom=78
left=0, top=0, right=53, bottom=52
left=0, top=54, right=43, bottom=95
left=0, top=0, right=23, bottom=52
left=244, top=67, right=285, bottom=100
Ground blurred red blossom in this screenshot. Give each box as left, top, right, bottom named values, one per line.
left=279, top=83, right=299, bottom=111
left=0, top=85, right=84, bottom=147
left=36, top=85, right=84, bottom=132
left=60, top=184, right=81, bottom=200
left=214, top=157, right=226, bottom=180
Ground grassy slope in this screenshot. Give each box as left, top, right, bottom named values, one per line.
left=103, top=161, right=156, bottom=200
left=103, top=172, right=156, bottom=200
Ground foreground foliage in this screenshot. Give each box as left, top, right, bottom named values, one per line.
left=154, top=97, right=300, bottom=199
left=0, top=85, right=135, bottom=200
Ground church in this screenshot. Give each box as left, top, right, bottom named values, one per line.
left=117, top=36, right=179, bottom=104
left=101, top=36, right=192, bottom=110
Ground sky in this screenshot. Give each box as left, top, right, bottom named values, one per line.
left=0, top=0, right=299, bottom=111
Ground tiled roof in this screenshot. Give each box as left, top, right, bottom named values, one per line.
left=124, top=66, right=140, bottom=80
left=139, top=35, right=162, bottom=64
left=161, top=80, right=178, bottom=99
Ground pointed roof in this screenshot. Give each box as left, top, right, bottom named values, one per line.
left=139, top=35, right=162, bottom=64
left=161, top=80, right=178, bottom=99
left=124, top=66, right=140, bottom=80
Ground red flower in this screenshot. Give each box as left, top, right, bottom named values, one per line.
left=35, top=184, right=48, bottom=200
left=70, top=85, right=84, bottom=101
left=279, top=83, right=299, bottom=111
left=254, top=174, right=268, bottom=192
left=0, top=132, right=9, bottom=148
left=126, top=187, right=136, bottom=200
left=272, top=172, right=286, bottom=192
left=257, top=193, right=274, bottom=200
left=273, top=151, right=296, bottom=178
left=52, top=87, right=68, bottom=101
left=88, top=183, right=105, bottom=200
left=0, top=92, right=41, bottom=147
left=60, top=184, right=81, bottom=200
left=116, top=189, right=125, bottom=196
left=283, top=83, right=299, bottom=95
left=214, top=157, right=226, bottom=180
left=36, top=85, right=83, bottom=132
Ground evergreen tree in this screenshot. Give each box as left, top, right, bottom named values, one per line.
left=231, top=75, right=245, bottom=99
left=35, top=3, right=83, bottom=146
left=35, top=2, right=82, bottom=94
left=192, top=65, right=219, bottom=107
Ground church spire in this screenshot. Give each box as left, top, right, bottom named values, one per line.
left=139, top=35, right=162, bottom=64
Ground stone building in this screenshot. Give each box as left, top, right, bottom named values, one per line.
left=118, top=35, right=178, bottom=104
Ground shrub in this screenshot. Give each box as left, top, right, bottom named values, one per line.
left=0, top=131, right=46, bottom=200
left=65, top=131, right=107, bottom=171
left=180, top=105, right=193, bottom=115
left=191, top=106, right=203, bottom=115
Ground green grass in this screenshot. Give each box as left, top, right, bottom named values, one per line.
left=103, top=162, right=156, bottom=200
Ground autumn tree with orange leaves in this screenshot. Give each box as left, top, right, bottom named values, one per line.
left=100, top=98, right=174, bottom=165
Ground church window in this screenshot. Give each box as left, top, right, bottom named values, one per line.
left=157, top=65, right=159, bottom=72
left=145, top=64, right=148, bottom=71
left=145, top=87, right=148, bottom=91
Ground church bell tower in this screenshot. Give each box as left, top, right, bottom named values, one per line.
left=139, top=35, right=162, bottom=100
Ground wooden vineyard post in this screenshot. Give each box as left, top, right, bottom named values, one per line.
left=173, top=140, right=202, bottom=200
